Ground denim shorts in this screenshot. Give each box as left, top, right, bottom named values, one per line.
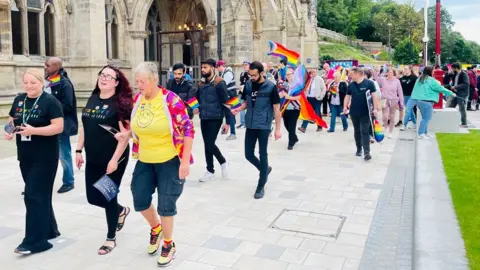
left=131, top=157, right=184, bottom=216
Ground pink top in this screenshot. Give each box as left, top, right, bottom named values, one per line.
left=378, top=77, right=404, bottom=106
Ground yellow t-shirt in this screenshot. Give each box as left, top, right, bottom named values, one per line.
left=131, top=92, right=178, bottom=163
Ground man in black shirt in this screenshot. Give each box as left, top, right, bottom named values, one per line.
left=44, top=57, right=78, bottom=193
left=343, top=68, right=380, bottom=161
left=398, top=66, right=418, bottom=129
left=232, top=61, right=282, bottom=199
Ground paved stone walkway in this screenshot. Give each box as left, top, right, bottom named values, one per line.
left=0, top=118, right=398, bottom=270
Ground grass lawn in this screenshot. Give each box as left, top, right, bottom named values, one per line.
left=318, top=44, right=376, bottom=61
left=437, top=130, right=480, bottom=269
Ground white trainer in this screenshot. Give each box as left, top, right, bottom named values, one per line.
left=221, top=163, right=228, bottom=179
left=199, top=172, right=215, bottom=182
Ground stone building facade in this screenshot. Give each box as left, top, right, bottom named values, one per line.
left=0, top=0, right=318, bottom=116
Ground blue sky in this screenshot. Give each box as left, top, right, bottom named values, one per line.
left=394, top=0, right=480, bottom=44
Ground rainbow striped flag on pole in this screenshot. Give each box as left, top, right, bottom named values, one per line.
left=225, top=96, right=242, bottom=109
left=186, top=97, right=199, bottom=110
left=266, top=41, right=300, bottom=69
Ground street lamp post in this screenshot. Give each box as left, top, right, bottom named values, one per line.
left=217, top=0, right=222, bottom=59
left=423, top=0, right=430, bottom=66
left=388, top=23, right=392, bottom=64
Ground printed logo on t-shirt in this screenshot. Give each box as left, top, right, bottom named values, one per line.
left=136, top=103, right=154, bottom=128
left=82, top=104, right=111, bottom=119
left=12, top=105, right=41, bottom=119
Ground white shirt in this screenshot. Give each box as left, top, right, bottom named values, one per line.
left=307, top=78, right=316, bottom=97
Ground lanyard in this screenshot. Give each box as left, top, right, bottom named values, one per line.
left=23, top=93, right=43, bottom=125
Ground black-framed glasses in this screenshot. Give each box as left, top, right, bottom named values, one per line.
left=98, top=73, right=118, bottom=81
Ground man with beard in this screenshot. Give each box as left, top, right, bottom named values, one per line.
left=448, top=63, right=470, bottom=127
left=44, top=57, right=78, bottom=193
left=167, top=63, right=197, bottom=119
left=195, top=59, right=230, bottom=182
left=232, top=61, right=282, bottom=199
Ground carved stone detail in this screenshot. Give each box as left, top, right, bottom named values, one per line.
left=253, top=31, right=261, bottom=40
left=129, top=30, right=149, bottom=40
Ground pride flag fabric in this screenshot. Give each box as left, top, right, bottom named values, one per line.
left=186, top=97, right=199, bottom=110
left=280, top=65, right=328, bottom=129
left=48, top=74, right=61, bottom=87
left=266, top=41, right=300, bottom=69
left=225, top=96, right=242, bottom=109
left=373, top=119, right=384, bottom=142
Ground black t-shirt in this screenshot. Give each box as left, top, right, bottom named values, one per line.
left=400, top=74, right=418, bottom=96
left=241, top=81, right=281, bottom=107
left=9, top=93, right=64, bottom=162
left=81, top=94, right=129, bottom=164
left=346, top=79, right=377, bottom=117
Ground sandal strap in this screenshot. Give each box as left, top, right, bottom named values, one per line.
left=106, top=237, right=116, bottom=242
left=119, top=207, right=130, bottom=217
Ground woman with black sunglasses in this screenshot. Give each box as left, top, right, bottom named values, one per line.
left=75, top=65, right=133, bottom=255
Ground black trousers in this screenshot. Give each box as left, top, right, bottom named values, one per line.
left=85, top=160, right=128, bottom=239
left=19, top=160, right=59, bottom=253
left=283, top=110, right=300, bottom=147
left=322, top=95, right=329, bottom=114
left=245, top=128, right=270, bottom=191
left=200, top=119, right=226, bottom=173
left=350, top=115, right=371, bottom=154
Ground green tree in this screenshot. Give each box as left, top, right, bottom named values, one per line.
left=393, top=38, right=420, bottom=64
left=316, top=0, right=349, bottom=34
left=372, top=4, right=423, bottom=48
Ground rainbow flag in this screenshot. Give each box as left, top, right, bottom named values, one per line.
left=186, top=97, right=199, bottom=110
left=48, top=74, right=61, bottom=87
left=266, top=41, right=300, bottom=69
left=372, top=51, right=382, bottom=59
left=373, top=119, right=384, bottom=142
left=280, top=65, right=328, bottom=129
left=225, top=96, right=241, bottom=109
left=298, top=92, right=328, bottom=129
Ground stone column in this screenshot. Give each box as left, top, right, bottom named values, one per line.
left=128, top=30, right=149, bottom=80
left=69, top=0, right=106, bottom=64
left=39, top=11, right=45, bottom=56
left=0, top=0, right=10, bottom=56
left=21, top=8, right=29, bottom=55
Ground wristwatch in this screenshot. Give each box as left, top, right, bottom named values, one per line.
left=75, top=150, right=82, bottom=154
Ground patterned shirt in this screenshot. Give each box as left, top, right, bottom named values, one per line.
left=132, top=87, right=195, bottom=164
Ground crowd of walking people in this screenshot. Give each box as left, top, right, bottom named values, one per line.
left=3, top=55, right=478, bottom=267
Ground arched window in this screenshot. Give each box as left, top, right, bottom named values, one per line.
left=44, top=5, right=55, bottom=56
left=11, top=0, right=23, bottom=55
left=144, top=2, right=161, bottom=61
left=10, top=0, right=55, bottom=56
left=105, top=2, right=120, bottom=59
left=27, top=0, right=42, bottom=55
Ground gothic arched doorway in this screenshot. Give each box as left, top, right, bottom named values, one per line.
left=144, top=0, right=208, bottom=85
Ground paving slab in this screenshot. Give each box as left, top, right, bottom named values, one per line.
left=0, top=118, right=397, bottom=270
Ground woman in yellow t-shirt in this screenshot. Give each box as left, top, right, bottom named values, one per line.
left=115, top=62, right=194, bottom=267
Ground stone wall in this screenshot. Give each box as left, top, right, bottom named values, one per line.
left=0, top=0, right=318, bottom=117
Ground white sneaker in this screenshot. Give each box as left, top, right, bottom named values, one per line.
left=400, top=125, right=406, bottom=131
left=221, top=163, right=228, bottom=179
left=409, top=124, right=416, bottom=130
left=418, top=134, right=430, bottom=140
left=199, top=172, right=215, bottom=182
left=388, top=133, right=393, bottom=139
left=226, top=134, right=237, bottom=141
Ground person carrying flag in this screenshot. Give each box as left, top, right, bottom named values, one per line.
left=232, top=61, right=282, bottom=199
left=167, top=63, right=197, bottom=119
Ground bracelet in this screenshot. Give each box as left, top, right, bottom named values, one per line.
left=75, top=150, right=82, bottom=154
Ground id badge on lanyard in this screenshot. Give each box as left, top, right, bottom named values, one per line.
left=21, top=93, right=42, bottom=142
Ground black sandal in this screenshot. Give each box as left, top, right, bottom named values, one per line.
left=116, top=207, right=130, bottom=232
left=98, top=238, right=116, bottom=255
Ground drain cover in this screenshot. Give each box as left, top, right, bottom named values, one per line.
left=269, top=209, right=346, bottom=239
left=399, top=138, right=415, bottom=141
